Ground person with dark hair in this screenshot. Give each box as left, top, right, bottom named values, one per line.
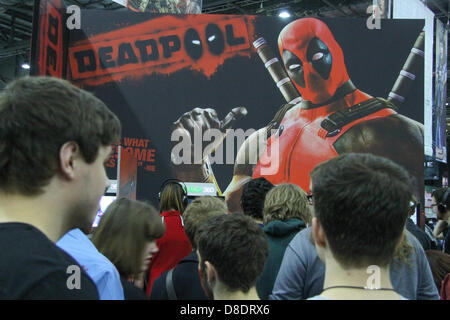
left=0, top=76, right=121, bottom=299
left=92, top=198, right=165, bottom=300
left=308, top=153, right=411, bottom=299
left=271, top=154, right=439, bottom=300
left=150, top=196, right=227, bottom=300
left=159, top=181, right=188, bottom=214
left=431, top=187, right=450, bottom=254
left=257, top=184, right=311, bottom=299
left=146, top=181, right=192, bottom=297
left=241, top=177, right=274, bottom=226
left=425, top=250, right=450, bottom=299
left=196, top=213, right=269, bottom=300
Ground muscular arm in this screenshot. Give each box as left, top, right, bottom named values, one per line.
left=334, top=114, right=424, bottom=204
left=169, top=101, right=297, bottom=213
left=223, top=127, right=268, bottom=212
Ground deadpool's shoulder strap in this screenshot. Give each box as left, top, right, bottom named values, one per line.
left=265, top=102, right=297, bottom=139
left=319, top=97, right=398, bottom=138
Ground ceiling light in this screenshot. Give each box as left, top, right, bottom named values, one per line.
left=279, top=10, right=291, bottom=18
left=21, top=63, right=30, bottom=70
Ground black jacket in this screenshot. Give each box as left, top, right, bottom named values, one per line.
left=150, top=251, right=208, bottom=300
left=0, top=223, right=99, bottom=299
left=120, top=276, right=147, bottom=300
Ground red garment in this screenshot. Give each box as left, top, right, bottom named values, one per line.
left=146, top=210, right=192, bottom=297
left=441, top=273, right=450, bottom=300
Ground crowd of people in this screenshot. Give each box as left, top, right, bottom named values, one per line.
left=0, top=76, right=449, bottom=300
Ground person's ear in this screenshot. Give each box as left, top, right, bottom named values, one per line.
left=205, top=261, right=216, bottom=285
left=312, top=217, right=326, bottom=248
left=59, top=141, right=80, bottom=180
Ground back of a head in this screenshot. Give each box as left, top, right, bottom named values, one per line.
left=263, top=183, right=311, bottom=225
left=196, top=213, right=269, bottom=293
left=159, top=182, right=186, bottom=214
left=310, top=153, right=412, bottom=269
left=432, top=187, right=450, bottom=208
left=183, top=196, right=227, bottom=250
left=0, top=76, right=121, bottom=196
left=92, top=198, right=165, bottom=277
left=425, top=250, right=450, bottom=292
left=241, top=177, right=274, bottom=221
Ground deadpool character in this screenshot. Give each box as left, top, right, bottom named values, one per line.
left=171, top=18, right=424, bottom=212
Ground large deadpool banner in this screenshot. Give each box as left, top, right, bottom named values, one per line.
left=32, top=4, right=425, bottom=214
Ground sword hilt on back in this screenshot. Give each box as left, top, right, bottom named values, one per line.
left=253, top=37, right=302, bottom=105
left=387, top=31, right=425, bottom=108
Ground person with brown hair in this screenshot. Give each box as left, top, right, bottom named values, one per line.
left=271, top=153, right=439, bottom=300
left=0, top=76, right=121, bottom=299
left=257, top=184, right=311, bottom=299
left=425, top=250, right=450, bottom=298
left=308, top=153, right=412, bottom=300
left=150, top=196, right=227, bottom=300
left=145, top=180, right=192, bottom=297
left=92, top=198, right=165, bottom=300
left=197, top=213, right=269, bottom=300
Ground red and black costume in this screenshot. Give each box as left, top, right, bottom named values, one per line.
left=253, top=18, right=423, bottom=197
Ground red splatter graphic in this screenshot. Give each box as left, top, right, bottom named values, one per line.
left=68, top=15, right=257, bottom=85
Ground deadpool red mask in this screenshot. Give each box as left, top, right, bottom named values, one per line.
left=278, top=18, right=349, bottom=104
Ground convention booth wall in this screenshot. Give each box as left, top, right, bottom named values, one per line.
left=31, top=0, right=425, bottom=217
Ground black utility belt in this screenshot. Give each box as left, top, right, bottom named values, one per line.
left=320, top=98, right=396, bottom=137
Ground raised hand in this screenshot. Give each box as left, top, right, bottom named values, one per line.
left=171, top=107, right=247, bottom=165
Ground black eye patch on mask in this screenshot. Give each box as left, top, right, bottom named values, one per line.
left=306, top=38, right=332, bottom=79
left=283, top=49, right=306, bottom=88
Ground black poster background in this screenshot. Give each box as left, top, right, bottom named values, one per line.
left=65, top=12, right=424, bottom=207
